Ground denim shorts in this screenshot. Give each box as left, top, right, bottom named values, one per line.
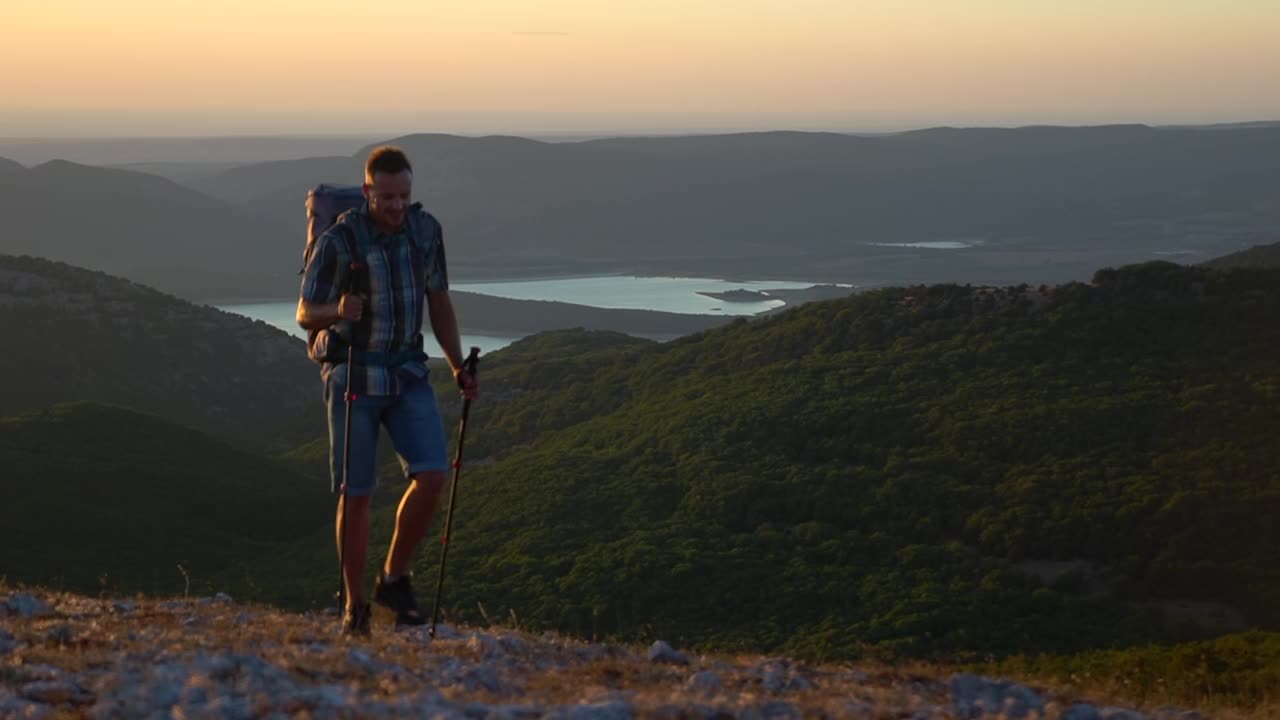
left=324, top=368, right=448, bottom=497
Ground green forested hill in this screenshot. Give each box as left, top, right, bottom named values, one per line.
left=234, top=262, right=1280, bottom=662
left=1202, top=240, right=1280, bottom=269
left=0, top=403, right=331, bottom=596
left=0, top=254, right=321, bottom=452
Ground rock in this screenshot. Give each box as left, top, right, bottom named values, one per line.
left=432, top=623, right=464, bottom=641
left=483, top=705, right=546, bottom=719
left=467, top=632, right=504, bottom=658
left=650, top=704, right=723, bottom=719
left=6, top=594, right=54, bottom=618
left=786, top=674, right=814, bottom=692
left=1062, top=705, right=1102, bottom=720
left=111, top=601, right=136, bottom=614
left=567, top=700, right=634, bottom=720
left=497, top=633, right=528, bottom=655
left=761, top=666, right=788, bottom=694
left=648, top=640, right=690, bottom=666
left=687, top=671, right=723, bottom=695
left=182, top=685, right=211, bottom=706
left=346, top=648, right=381, bottom=674
left=148, top=683, right=182, bottom=708
left=205, top=695, right=255, bottom=720
left=213, top=592, right=234, bottom=604
left=21, top=680, right=91, bottom=705
left=43, top=624, right=74, bottom=645
left=948, top=673, right=1045, bottom=718
left=1152, top=709, right=1202, bottom=720
left=0, top=696, right=52, bottom=719
left=1100, top=710, right=1149, bottom=720
left=458, top=666, right=504, bottom=695
left=0, top=630, right=17, bottom=655
left=830, top=700, right=875, bottom=719
left=754, top=660, right=810, bottom=694
left=19, top=665, right=65, bottom=682
left=758, top=701, right=801, bottom=720
left=838, top=669, right=869, bottom=684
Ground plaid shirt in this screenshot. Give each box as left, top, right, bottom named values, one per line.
left=299, top=202, right=449, bottom=396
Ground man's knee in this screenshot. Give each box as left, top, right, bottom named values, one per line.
left=409, top=470, right=447, bottom=496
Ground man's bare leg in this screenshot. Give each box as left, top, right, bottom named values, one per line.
left=384, top=471, right=448, bottom=577
left=336, top=494, right=372, bottom=608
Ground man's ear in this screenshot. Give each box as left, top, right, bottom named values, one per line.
left=361, top=183, right=371, bottom=200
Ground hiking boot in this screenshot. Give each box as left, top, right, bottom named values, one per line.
left=341, top=602, right=371, bottom=637
left=374, top=573, right=427, bottom=626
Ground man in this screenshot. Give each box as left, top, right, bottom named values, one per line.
left=297, top=145, right=478, bottom=637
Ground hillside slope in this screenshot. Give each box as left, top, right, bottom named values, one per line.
left=273, top=261, right=1280, bottom=660
left=0, top=404, right=332, bottom=596
left=0, top=254, right=321, bottom=451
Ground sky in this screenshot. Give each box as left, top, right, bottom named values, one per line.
left=3, top=0, right=1278, bottom=137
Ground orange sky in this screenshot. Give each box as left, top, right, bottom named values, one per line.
left=2, top=1, right=1278, bottom=135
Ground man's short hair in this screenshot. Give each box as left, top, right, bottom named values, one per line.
left=365, top=146, right=413, bottom=181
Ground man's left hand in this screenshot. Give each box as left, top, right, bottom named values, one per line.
left=454, top=368, right=479, bottom=401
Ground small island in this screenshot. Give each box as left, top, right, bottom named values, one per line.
left=695, top=289, right=772, bottom=303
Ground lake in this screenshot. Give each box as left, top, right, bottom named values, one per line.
left=217, top=275, right=820, bottom=356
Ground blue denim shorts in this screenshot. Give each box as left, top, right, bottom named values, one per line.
left=324, top=369, right=448, bottom=497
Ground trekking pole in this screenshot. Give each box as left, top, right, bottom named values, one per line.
left=429, top=346, right=481, bottom=639
left=337, top=343, right=356, bottom=617
left=335, top=270, right=365, bottom=621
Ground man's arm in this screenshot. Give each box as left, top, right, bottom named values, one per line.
left=297, top=296, right=362, bottom=331
left=297, top=228, right=362, bottom=330
left=427, top=289, right=477, bottom=398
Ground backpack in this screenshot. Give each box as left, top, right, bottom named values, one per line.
left=302, top=184, right=366, bottom=364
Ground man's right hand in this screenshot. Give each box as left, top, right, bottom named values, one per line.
left=338, top=294, right=365, bottom=322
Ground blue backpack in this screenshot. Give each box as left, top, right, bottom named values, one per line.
left=302, top=185, right=366, bottom=363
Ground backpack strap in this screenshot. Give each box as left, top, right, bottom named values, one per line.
left=334, top=222, right=365, bottom=296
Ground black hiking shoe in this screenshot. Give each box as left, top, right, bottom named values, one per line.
left=341, top=603, right=371, bottom=638
left=374, top=573, right=427, bottom=626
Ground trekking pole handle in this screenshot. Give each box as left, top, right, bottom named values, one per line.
left=464, top=346, right=480, bottom=377
left=455, top=346, right=480, bottom=392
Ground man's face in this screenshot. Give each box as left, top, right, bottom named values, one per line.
left=363, top=170, right=413, bottom=230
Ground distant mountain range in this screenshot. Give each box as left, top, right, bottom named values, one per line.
left=0, top=160, right=295, bottom=298
left=2, top=125, right=1278, bottom=299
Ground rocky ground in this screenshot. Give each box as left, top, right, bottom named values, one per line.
left=0, top=588, right=1216, bottom=719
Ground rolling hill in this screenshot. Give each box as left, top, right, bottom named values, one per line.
left=230, top=261, right=1280, bottom=662
left=0, top=254, right=321, bottom=451
left=1202, top=240, right=1280, bottom=269
left=0, top=403, right=332, bottom=597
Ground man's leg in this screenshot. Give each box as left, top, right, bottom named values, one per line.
left=384, top=470, right=447, bottom=577
left=325, top=369, right=383, bottom=613
left=337, top=494, right=373, bottom=607
left=375, top=374, right=449, bottom=624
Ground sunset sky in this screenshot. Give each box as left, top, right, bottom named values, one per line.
left=3, top=0, right=1278, bottom=136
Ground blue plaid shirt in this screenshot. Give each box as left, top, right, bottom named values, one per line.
left=299, top=202, right=448, bottom=396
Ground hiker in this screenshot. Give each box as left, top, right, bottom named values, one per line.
left=296, top=145, right=479, bottom=636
